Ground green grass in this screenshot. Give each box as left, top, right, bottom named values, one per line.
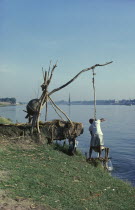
left=0, top=142, right=134, bottom=210
left=0, top=116, right=12, bottom=124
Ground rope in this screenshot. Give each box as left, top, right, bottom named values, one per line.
left=92, top=68, right=96, bottom=120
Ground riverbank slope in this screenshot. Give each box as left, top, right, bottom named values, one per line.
left=0, top=135, right=134, bottom=210
left=0, top=116, right=12, bottom=124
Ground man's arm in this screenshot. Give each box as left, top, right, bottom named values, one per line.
left=89, top=126, right=93, bottom=136
left=100, top=118, right=106, bottom=122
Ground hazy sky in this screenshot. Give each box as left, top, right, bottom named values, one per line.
left=0, top=0, right=135, bottom=102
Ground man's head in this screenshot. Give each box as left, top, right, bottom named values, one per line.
left=89, top=118, right=94, bottom=124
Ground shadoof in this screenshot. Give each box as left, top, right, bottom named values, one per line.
left=24, top=61, right=113, bottom=158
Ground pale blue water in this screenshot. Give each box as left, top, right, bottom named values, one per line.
left=0, top=104, right=135, bottom=186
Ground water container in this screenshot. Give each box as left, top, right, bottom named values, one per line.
left=107, top=159, right=113, bottom=171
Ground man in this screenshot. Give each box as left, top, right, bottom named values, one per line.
left=89, top=118, right=106, bottom=158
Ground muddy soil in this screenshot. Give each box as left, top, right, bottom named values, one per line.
left=0, top=120, right=83, bottom=141
left=0, top=191, right=51, bottom=210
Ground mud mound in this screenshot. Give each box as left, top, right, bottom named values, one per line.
left=0, top=120, right=83, bottom=141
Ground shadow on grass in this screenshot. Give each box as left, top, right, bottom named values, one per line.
left=52, top=142, right=82, bottom=157
left=53, top=142, right=70, bottom=155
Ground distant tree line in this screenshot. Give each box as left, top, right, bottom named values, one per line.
left=55, top=99, right=135, bottom=105
left=0, top=97, right=16, bottom=104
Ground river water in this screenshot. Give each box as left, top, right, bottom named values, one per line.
left=0, top=104, right=135, bottom=186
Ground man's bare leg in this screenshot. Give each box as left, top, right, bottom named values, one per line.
left=105, top=147, right=109, bottom=159
left=89, top=147, right=93, bottom=158
left=99, top=146, right=102, bottom=158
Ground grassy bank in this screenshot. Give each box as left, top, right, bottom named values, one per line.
left=0, top=116, right=12, bottom=124
left=0, top=138, right=134, bottom=210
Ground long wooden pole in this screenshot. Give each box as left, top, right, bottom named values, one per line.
left=92, top=68, right=96, bottom=120
left=49, top=61, right=113, bottom=96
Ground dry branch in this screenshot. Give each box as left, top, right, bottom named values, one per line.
left=48, top=60, right=52, bottom=78
left=49, top=61, right=113, bottom=96
left=48, top=97, right=65, bottom=121
left=48, top=95, right=73, bottom=124
left=48, top=63, right=57, bottom=85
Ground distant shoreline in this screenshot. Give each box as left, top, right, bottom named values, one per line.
left=0, top=103, right=22, bottom=107
left=54, top=100, right=135, bottom=106
left=0, top=102, right=15, bottom=107
left=0, top=102, right=134, bottom=107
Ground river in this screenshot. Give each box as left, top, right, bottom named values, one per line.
left=0, top=104, right=135, bottom=186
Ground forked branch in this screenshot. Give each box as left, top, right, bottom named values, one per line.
left=48, top=62, right=57, bottom=85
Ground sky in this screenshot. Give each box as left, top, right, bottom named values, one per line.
left=0, top=0, right=135, bottom=102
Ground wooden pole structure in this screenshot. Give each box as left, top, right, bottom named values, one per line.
left=30, top=61, right=113, bottom=136
left=92, top=68, right=96, bottom=120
